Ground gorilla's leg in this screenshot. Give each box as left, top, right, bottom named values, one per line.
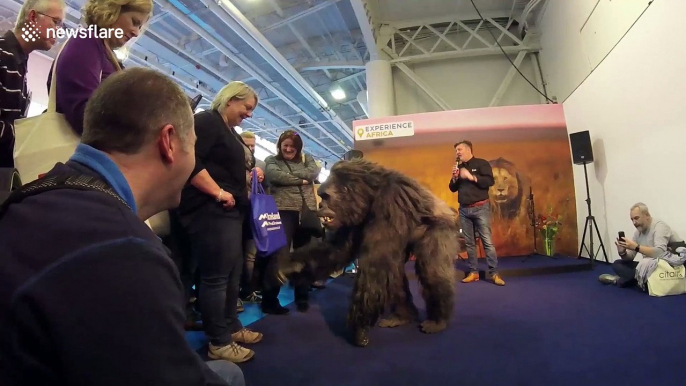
left=346, top=254, right=396, bottom=347
left=378, top=262, right=418, bottom=328
left=414, top=227, right=458, bottom=333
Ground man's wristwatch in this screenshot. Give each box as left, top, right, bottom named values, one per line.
left=634, top=244, right=640, bottom=252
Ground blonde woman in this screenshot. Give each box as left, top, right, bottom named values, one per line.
left=175, top=81, right=262, bottom=364
left=48, top=0, right=152, bottom=135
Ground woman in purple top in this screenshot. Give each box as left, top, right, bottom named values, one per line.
left=48, top=0, right=152, bottom=135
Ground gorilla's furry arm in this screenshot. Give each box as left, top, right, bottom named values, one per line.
left=281, top=228, right=358, bottom=287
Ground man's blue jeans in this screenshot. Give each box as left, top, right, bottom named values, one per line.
left=206, top=360, right=245, bottom=386
left=459, top=202, right=498, bottom=275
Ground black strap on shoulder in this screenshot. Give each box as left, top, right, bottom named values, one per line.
left=0, top=168, right=21, bottom=191
left=0, top=168, right=22, bottom=205
left=0, top=173, right=131, bottom=218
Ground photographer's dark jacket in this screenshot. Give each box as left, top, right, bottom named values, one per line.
left=0, top=144, right=229, bottom=386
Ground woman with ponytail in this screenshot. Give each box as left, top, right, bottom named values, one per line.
left=48, top=0, right=152, bottom=135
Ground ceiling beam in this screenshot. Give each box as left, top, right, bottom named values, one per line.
left=296, top=61, right=366, bottom=71
left=137, top=28, right=330, bottom=140
left=156, top=0, right=347, bottom=157
left=489, top=50, right=528, bottom=106
left=529, top=53, right=548, bottom=104
left=126, top=52, right=300, bottom=149
left=350, top=0, right=378, bottom=60
left=381, top=47, right=452, bottom=111
left=199, top=0, right=354, bottom=144
left=385, top=10, right=516, bottom=30
left=395, top=62, right=452, bottom=110
left=265, top=0, right=284, bottom=17
left=332, top=70, right=366, bottom=84
left=261, top=0, right=343, bottom=33
left=389, top=44, right=536, bottom=64
left=286, top=23, right=333, bottom=79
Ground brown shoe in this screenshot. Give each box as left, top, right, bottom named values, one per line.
left=232, top=328, right=263, bottom=344
left=492, top=274, right=505, bottom=286
left=208, top=342, right=254, bottom=363
left=462, top=272, right=479, bottom=283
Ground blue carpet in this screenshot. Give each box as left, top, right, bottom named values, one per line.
left=186, top=274, right=337, bottom=352
left=216, top=261, right=686, bottom=386
left=455, top=254, right=591, bottom=272
left=186, top=288, right=296, bottom=352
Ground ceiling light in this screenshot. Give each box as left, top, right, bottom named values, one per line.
left=330, top=88, right=346, bottom=100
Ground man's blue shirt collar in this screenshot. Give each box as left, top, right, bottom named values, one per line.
left=68, top=143, right=137, bottom=214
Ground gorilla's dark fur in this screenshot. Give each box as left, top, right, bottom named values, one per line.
left=281, top=158, right=460, bottom=347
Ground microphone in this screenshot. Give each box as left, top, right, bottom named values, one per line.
left=452, top=156, right=461, bottom=180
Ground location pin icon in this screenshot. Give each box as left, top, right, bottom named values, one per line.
left=357, top=128, right=364, bottom=138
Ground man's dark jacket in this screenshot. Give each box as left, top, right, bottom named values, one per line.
left=0, top=144, right=227, bottom=385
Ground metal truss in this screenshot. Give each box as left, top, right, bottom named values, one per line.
left=378, top=15, right=540, bottom=65
left=372, top=10, right=545, bottom=111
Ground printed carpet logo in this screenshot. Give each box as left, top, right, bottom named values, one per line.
left=21, top=20, right=38, bottom=42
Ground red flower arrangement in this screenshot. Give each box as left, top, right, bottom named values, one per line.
left=535, top=207, right=563, bottom=240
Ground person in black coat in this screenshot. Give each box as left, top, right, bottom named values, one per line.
left=176, top=81, right=263, bottom=363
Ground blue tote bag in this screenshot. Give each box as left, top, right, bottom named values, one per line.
left=250, top=169, right=287, bottom=256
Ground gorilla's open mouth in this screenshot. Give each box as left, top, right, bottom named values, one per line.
left=317, top=207, right=337, bottom=228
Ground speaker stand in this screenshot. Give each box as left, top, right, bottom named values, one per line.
left=577, top=161, right=608, bottom=266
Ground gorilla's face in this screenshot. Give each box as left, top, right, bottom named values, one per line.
left=316, top=160, right=377, bottom=229
left=316, top=177, right=345, bottom=229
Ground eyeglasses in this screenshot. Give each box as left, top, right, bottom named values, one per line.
left=36, top=12, right=63, bottom=28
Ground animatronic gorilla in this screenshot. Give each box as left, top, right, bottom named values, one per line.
left=280, top=158, right=460, bottom=347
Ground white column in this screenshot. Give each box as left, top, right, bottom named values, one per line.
left=365, top=59, right=395, bottom=118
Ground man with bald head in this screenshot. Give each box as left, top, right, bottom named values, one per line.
left=600, top=202, right=683, bottom=288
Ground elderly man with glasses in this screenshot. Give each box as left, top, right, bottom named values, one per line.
left=0, top=0, right=66, bottom=169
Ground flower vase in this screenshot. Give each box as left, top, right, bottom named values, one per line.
left=543, top=237, right=555, bottom=256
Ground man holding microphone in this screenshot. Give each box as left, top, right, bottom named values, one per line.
left=449, top=140, right=505, bottom=286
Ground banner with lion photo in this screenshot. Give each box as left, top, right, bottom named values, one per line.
left=362, top=139, right=578, bottom=258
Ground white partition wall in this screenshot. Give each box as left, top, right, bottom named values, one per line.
left=543, top=0, right=686, bottom=261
